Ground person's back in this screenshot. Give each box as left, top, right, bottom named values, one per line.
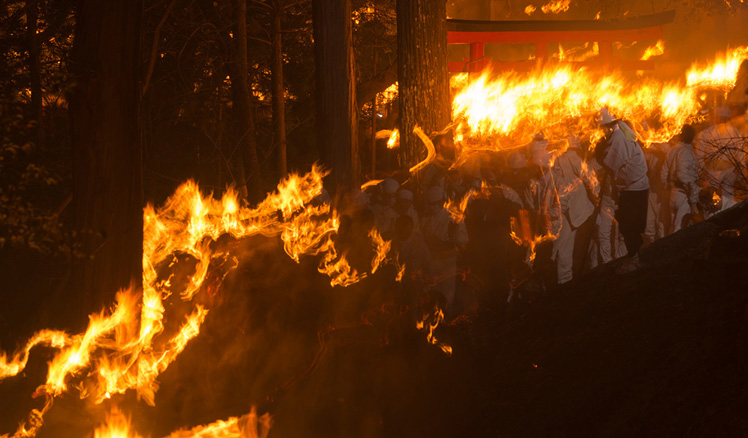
left=602, top=127, right=649, bottom=192
left=662, top=125, right=699, bottom=233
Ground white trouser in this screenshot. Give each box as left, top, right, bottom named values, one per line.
left=644, top=190, right=665, bottom=242
left=594, top=197, right=627, bottom=266
left=669, top=189, right=690, bottom=233
left=553, top=213, right=575, bottom=284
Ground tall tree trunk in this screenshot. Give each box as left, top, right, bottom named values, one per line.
left=396, top=0, right=452, bottom=172
left=229, top=0, right=263, bottom=203
left=312, top=0, right=359, bottom=191
left=26, top=0, right=42, bottom=145
left=69, top=0, right=143, bottom=318
left=271, top=1, right=287, bottom=178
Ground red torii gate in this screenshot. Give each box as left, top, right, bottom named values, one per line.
left=447, top=10, right=676, bottom=73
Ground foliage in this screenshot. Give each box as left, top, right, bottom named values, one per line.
left=0, top=0, right=76, bottom=254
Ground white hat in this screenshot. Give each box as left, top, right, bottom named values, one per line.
left=425, top=186, right=445, bottom=204
left=596, top=108, right=619, bottom=125
left=380, top=178, right=400, bottom=194
left=396, top=189, right=414, bottom=201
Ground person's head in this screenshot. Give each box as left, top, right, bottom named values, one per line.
left=394, top=214, right=414, bottom=242
left=395, top=189, right=414, bottom=215
left=378, top=178, right=399, bottom=207
left=679, top=124, right=696, bottom=145
left=715, top=105, right=732, bottom=123
left=425, top=185, right=445, bottom=215
left=596, top=108, right=619, bottom=136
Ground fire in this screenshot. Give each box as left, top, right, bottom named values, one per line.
left=408, top=126, right=437, bottom=174
left=164, top=407, right=271, bottom=438
left=1, top=165, right=405, bottom=437
left=451, top=45, right=748, bottom=155
left=94, top=407, right=142, bottom=438
left=369, top=228, right=391, bottom=274
left=387, top=128, right=399, bottom=149
left=445, top=189, right=475, bottom=223
left=687, top=46, right=748, bottom=89
left=416, top=307, right=452, bottom=356
left=641, top=40, right=665, bottom=61
left=524, top=5, right=537, bottom=15
left=541, top=0, right=571, bottom=14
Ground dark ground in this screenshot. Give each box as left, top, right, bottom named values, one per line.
left=1, top=202, right=748, bottom=437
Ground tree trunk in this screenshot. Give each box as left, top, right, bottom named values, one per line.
left=396, top=0, right=452, bottom=172
left=26, top=0, right=42, bottom=145
left=272, top=1, right=287, bottom=178
left=312, top=0, right=359, bottom=191
left=69, top=0, right=143, bottom=318
left=229, top=0, right=263, bottom=203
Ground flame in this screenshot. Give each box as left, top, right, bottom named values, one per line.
left=369, top=229, right=391, bottom=274
left=687, top=46, right=748, bottom=89
left=94, top=407, right=142, bottom=438
left=450, top=46, right=748, bottom=153
left=524, top=5, right=537, bottom=15
left=408, top=126, right=437, bottom=174
left=416, top=307, right=452, bottom=356
left=360, top=179, right=384, bottom=190
left=444, top=189, right=475, bottom=223
left=594, top=11, right=601, bottom=20
left=164, top=407, right=271, bottom=438
left=541, top=0, right=571, bottom=14
left=713, top=191, right=722, bottom=206
left=1, top=164, right=402, bottom=437
left=387, top=128, right=400, bottom=149
left=641, top=40, right=665, bottom=61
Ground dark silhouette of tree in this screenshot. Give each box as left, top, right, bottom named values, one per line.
left=396, top=0, right=452, bottom=172
left=68, top=0, right=143, bottom=316
left=313, top=0, right=360, bottom=190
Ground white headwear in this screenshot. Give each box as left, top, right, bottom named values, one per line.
left=380, top=178, right=400, bottom=194
left=396, top=189, right=414, bottom=201
left=596, top=108, right=619, bottom=125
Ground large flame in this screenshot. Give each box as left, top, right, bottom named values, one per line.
left=1, top=165, right=401, bottom=438
left=686, top=46, right=748, bottom=89
left=451, top=45, right=747, bottom=157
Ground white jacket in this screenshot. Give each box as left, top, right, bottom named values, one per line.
left=549, top=150, right=596, bottom=229
left=602, top=127, right=649, bottom=192
left=662, top=142, right=700, bottom=205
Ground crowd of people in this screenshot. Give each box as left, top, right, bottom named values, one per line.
left=334, top=92, right=748, bottom=316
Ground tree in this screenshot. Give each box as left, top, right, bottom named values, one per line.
left=396, top=0, right=452, bottom=172
left=68, top=0, right=143, bottom=316
left=228, top=0, right=264, bottom=203
left=271, top=0, right=288, bottom=178
left=312, top=0, right=360, bottom=190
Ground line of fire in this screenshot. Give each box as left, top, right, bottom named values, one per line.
left=2, top=1, right=748, bottom=437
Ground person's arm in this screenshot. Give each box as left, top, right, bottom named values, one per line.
left=602, top=135, right=627, bottom=180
